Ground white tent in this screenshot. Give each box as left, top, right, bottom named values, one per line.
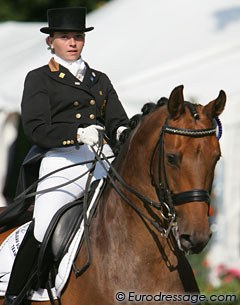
left=85, top=0, right=240, bottom=119
left=0, top=0, right=240, bottom=283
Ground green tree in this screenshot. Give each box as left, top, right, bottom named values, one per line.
left=0, top=0, right=110, bottom=21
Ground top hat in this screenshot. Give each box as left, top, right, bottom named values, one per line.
left=40, top=7, right=94, bottom=34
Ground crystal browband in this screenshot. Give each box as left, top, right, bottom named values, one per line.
left=163, top=126, right=217, bottom=137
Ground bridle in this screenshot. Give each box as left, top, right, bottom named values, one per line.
left=94, top=107, right=220, bottom=239
left=152, top=116, right=218, bottom=208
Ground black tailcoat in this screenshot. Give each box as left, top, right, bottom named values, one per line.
left=22, top=58, right=129, bottom=149
left=0, top=59, right=129, bottom=225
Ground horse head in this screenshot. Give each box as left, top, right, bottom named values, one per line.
left=164, top=85, right=226, bottom=253
left=117, top=85, right=226, bottom=255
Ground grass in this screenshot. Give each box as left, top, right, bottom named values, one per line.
left=188, top=250, right=240, bottom=305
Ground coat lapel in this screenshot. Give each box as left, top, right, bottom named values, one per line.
left=81, top=62, right=100, bottom=88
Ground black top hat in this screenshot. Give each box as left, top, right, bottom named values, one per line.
left=40, top=7, right=94, bottom=34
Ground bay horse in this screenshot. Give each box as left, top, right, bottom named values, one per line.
left=0, top=85, right=226, bottom=305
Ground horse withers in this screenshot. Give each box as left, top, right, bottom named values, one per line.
left=0, top=85, right=226, bottom=305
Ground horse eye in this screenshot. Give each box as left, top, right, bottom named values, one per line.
left=166, top=153, right=178, bottom=165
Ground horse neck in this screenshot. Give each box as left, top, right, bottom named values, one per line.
left=97, top=108, right=177, bottom=261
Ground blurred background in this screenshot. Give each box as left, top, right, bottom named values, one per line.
left=0, top=0, right=239, bottom=302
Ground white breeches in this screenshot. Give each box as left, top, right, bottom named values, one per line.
left=33, top=144, right=113, bottom=242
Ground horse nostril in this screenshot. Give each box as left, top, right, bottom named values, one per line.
left=179, top=233, right=211, bottom=254
left=179, top=234, right=192, bottom=250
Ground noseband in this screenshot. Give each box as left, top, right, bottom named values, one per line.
left=151, top=114, right=218, bottom=217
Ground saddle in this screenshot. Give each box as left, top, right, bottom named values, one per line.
left=37, top=199, right=83, bottom=284
left=37, top=178, right=106, bottom=287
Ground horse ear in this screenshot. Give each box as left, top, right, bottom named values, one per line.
left=203, top=90, right=226, bottom=118
left=168, top=85, right=185, bottom=119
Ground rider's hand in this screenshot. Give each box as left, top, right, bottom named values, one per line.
left=77, top=125, right=104, bottom=146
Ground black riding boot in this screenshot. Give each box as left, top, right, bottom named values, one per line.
left=3, top=221, right=41, bottom=305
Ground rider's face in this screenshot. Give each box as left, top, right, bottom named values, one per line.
left=48, top=32, right=85, bottom=61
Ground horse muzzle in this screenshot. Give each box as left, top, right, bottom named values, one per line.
left=171, top=190, right=212, bottom=254
left=178, top=230, right=212, bottom=254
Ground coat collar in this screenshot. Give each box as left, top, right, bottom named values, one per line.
left=47, top=58, right=100, bottom=90
left=49, top=57, right=59, bottom=72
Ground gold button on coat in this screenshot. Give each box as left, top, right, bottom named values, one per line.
left=62, top=141, right=67, bottom=145
left=89, top=99, right=95, bottom=105
left=73, top=101, right=79, bottom=106
left=67, top=140, right=71, bottom=145
left=75, top=113, right=81, bottom=119
left=89, top=114, right=95, bottom=120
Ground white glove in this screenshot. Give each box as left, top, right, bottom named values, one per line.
left=77, top=125, right=104, bottom=146
left=116, top=126, right=128, bottom=141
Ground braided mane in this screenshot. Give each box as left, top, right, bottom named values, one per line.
left=113, top=97, right=168, bottom=155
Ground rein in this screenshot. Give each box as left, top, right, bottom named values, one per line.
left=14, top=156, right=109, bottom=203
left=91, top=146, right=177, bottom=238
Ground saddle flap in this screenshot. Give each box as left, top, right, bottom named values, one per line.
left=37, top=178, right=106, bottom=281
left=37, top=199, right=83, bottom=279
left=52, top=202, right=83, bottom=261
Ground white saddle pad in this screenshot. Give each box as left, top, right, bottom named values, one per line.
left=0, top=178, right=103, bottom=301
